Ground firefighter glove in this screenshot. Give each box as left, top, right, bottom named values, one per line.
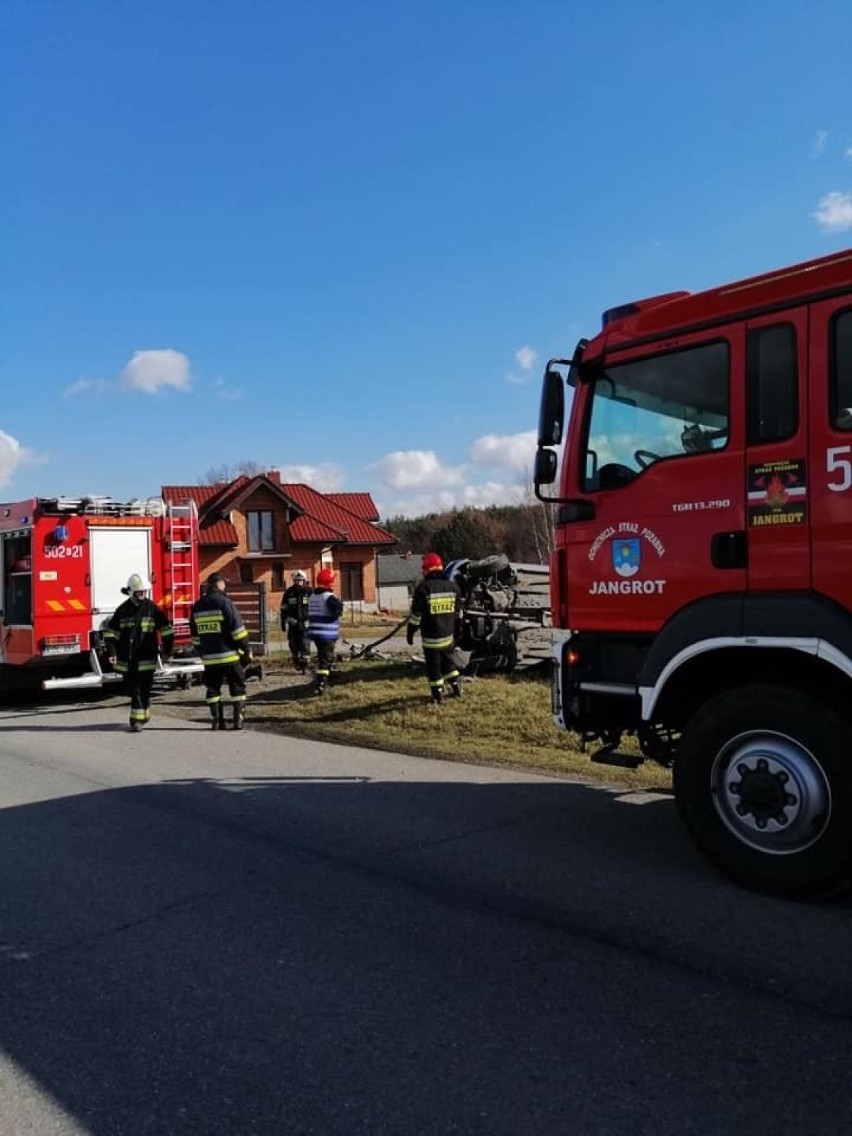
left=405, top=624, right=415, bottom=646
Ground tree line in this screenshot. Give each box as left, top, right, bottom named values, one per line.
left=382, top=501, right=554, bottom=565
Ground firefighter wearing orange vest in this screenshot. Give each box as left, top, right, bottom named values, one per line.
left=103, top=572, right=174, bottom=732
left=406, top=552, right=463, bottom=704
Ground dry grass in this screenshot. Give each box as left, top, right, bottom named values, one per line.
left=247, top=659, right=673, bottom=790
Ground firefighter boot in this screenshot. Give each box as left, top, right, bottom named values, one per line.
left=430, top=686, right=444, bottom=706
left=449, top=679, right=463, bottom=699
left=233, top=705, right=245, bottom=731
left=315, top=675, right=328, bottom=696
left=210, top=705, right=225, bottom=730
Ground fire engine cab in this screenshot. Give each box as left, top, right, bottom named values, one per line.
left=535, top=246, right=852, bottom=899
left=0, top=494, right=204, bottom=693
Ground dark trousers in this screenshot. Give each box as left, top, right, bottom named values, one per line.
left=287, top=626, right=309, bottom=668
left=203, top=662, right=247, bottom=705
left=311, top=638, right=336, bottom=680
left=125, top=667, right=155, bottom=724
left=424, top=647, right=459, bottom=695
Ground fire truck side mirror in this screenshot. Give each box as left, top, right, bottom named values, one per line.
left=537, top=367, right=565, bottom=447
left=534, top=448, right=558, bottom=486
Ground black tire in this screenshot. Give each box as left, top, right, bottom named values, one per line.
left=674, top=684, right=852, bottom=899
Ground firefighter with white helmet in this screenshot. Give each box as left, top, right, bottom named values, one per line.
left=279, top=569, right=311, bottom=673
left=407, top=552, right=463, bottom=704
left=103, top=572, right=174, bottom=732
left=307, top=567, right=343, bottom=694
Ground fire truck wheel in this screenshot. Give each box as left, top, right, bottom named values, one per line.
left=674, top=684, right=852, bottom=900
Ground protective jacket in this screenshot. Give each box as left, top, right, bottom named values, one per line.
left=280, top=584, right=311, bottom=631
left=307, top=588, right=343, bottom=641
left=104, top=598, right=173, bottom=673
left=409, top=575, right=461, bottom=650
left=190, top=590, right=250, bottom=666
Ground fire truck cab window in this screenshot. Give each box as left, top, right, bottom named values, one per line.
left=583, top=341, right=729, bottom=491
left=831, top=310, right=852, bottom=430
left=747, top=323, right=798, bottom=444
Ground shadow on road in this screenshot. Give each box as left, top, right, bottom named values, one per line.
left=1, top=770, right=852, bottom=1134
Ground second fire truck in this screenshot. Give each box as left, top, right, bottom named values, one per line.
left=0, top=493, right=203, bottom=693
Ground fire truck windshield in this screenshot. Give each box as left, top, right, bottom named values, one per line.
left=582, top=340, right=729, bottom=490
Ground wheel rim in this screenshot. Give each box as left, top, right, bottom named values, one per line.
left=711, top=730, right=832, bottom=855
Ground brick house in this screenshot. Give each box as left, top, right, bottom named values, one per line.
left=161, top=472, right=397, bottom=610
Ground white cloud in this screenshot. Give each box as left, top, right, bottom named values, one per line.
left=469, top=430, right=537, bottom=475
left=0, top=430, right=37, bottom=489
left=813, top=191, right=852, bottom=233
left=212, top=377, right=243, bottom=402
left=813, top=130, right=828, bottom=156
left=378, top=480, right=524, bottom=518
left=276, top=463, right=345, bottom=492
left=63, top=378, right=110, bottom=398
left=370, top=450, right=466, bottom=491
left=506, top=344, right=540, bottom=385
left=515, top=345, right=538, bottom=371
left=120, top=349, right=191, bottom=394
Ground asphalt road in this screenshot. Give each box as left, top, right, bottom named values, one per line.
left=1, top=690, right=851, bottom=1135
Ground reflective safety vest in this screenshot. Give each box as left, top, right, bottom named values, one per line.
left=103, top=597, right=174, bottom=673
left=307, top=589, right=343, bottom=641
left=190, top=590, right=250, bottom=666
left=409, top=574, right=461, bottom=650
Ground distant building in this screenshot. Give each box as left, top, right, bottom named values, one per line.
left=375, top=552, right=423, bottom=614
left=162, top=472, right=397, bottom=609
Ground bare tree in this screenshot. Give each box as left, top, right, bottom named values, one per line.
left=202, top=460, right=266, bottom=485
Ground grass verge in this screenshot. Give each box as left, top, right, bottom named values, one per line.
left=248, top=659, right=673, bottom=791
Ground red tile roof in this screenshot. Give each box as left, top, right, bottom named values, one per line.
left=325, top=492, right=380, bottom=522
left=162, top=478, right=396, bottom=549
left=161, top=484, right=239, bottom=545
left=280, top=483, right=396, bottom=546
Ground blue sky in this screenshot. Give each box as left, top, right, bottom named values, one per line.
left=1, top=1, right=851, bottom=518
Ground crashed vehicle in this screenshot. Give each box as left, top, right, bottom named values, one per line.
left=444, top=555, right=551, bottom=673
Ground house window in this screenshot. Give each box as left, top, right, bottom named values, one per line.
left=340, top=561, right=364, bottom=602
left=272, top=564, right=284, bottom=590
left=239, top=563, right=253, bottom=583
left=247, top=510, right=274, bottom=552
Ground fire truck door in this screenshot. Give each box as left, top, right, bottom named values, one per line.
left=744, top=311, right=811, bottom=592
left=89, top=527, right=152, bottom=629
left=808, top=297, right=852, bottom=609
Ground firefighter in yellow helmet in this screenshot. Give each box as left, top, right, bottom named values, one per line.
left=406, top=552, right=463, bottom=704
left=103, top=573, right=174, bottom=732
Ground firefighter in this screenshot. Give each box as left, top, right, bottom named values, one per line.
left=104, top=573, right=174, bottom=732
left=307, top=567, right=343, bottom=694
left=279, top=570, right=311, bottom=673
left=190, top=572, right=253, bottom=730
left=406, top=552, right=463, bottom=704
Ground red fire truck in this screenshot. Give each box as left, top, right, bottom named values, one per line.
left=0, top=494, right=203, bottom=693
left=534, top=246, right=852, bottom=898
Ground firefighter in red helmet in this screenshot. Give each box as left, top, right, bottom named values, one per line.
left=307, top=567, right=343, bottom=694
left=406, top=552, right=463, bottom=704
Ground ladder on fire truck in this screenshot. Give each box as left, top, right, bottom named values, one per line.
left=164, top=500, right=199, bottom=643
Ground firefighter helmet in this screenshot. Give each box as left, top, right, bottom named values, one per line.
left=292, top=570, right=308, bottom=583
left=125, top=573, right=151, bottom=593
left=316, top=568, right=335, bottom=588
left=421, top=552, right=443, bottom=574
